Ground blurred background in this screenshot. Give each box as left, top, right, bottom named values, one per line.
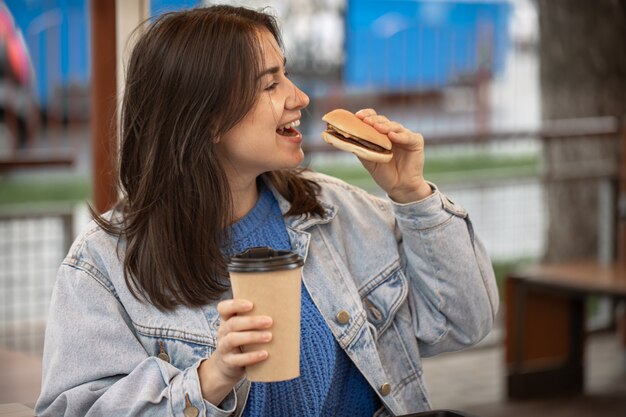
left=0, top=0, right=625, bottom=415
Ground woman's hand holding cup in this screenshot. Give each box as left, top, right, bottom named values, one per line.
left=198, top=298, right=272, bottom=405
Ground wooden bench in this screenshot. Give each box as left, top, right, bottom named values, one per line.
left=505, top=260, right=626, bottom=399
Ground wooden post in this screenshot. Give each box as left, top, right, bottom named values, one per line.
left=619, top=118, right=626, bottom=368
left=618, top=121, right=626, bottom=280
left=90, top=0, right=118, bottom=214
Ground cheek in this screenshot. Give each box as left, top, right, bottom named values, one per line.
left=265, top=95, right=284, bottom=124
left=248, top=106, right=276, bottom=131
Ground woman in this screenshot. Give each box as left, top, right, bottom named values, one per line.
left=36, top=5, right=499, bottom=417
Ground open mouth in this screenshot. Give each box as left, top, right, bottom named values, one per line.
left=276, top=120, right=301, bottom=137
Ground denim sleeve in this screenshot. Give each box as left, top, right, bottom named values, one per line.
left=35, top=263, right=237, bottom=417
left=391, top=185, right=500, bottom=356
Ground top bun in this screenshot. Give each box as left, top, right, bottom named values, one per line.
left=322, top=109, right=392, bottom=150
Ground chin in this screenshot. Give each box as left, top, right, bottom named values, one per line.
left=278, top=154, right=304, bottom=171
left=293, top=150, right=305, bottom=167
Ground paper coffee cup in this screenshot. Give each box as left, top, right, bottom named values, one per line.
left=228, top=247, right=303, bottom=382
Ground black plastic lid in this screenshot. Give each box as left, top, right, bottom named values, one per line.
left=227, top=246, right=304, bottom=272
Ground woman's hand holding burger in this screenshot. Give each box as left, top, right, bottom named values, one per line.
left=322, top=108, right=431, bottom=203
left=355, top=108, right=431, bottom=203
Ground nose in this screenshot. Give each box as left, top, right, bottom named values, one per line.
left=286, top=80, right=309, bottom=110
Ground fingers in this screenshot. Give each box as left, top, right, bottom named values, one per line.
left=202, top=299, right=273, bottom=389
left=356, top=109, right=404, bottom=134
left=217, top=298, right=253, bottom=321
left=217, top=299, right=272, bottom=329
left=216, top=298, right=273, bottom=356
left=222, top=349, right=269, bottom=369
left=389, top=130, right=424, bottom=150
left=355, top=108, right=423, bottom=150
left=219, top=329, right=272, bottom=353
left=218, top=314, right=273, bottom=340
left=370, top=120, right=404, bottom=134
left=355, top=108, right=377, bottom=119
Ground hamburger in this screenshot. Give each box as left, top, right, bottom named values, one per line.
left=321, top=109, right=393, bottom=163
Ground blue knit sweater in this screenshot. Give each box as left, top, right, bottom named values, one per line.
left=226, top=183, right=380, bottom=417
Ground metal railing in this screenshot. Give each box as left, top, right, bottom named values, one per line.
left=0, top=205, right=74, bottom=355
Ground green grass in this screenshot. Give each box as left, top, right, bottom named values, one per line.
left=0, top=152, right=539, bottom=207
left=425, top=153, right=539, bottom=182
left=0, top=175, right=92, bottom=205
left=312, top=152, right=540, bottom=190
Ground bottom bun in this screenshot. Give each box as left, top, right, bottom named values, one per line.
left=321, top=132, right=393, bottom=163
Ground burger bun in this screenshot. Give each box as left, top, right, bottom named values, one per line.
left=321, top=109, right=393, bottom=163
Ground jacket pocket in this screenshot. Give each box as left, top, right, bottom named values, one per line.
left=134, top=327, right=215, bottom=371
left=359, top=262, right=408, bottom=340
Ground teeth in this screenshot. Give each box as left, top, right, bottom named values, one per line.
left=279, top=120, right=300, bottom=130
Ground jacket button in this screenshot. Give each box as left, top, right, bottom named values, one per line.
left=157, top=341, right=170, bottom=363
left=379, top=382, right=391, bottom=396
left=183, top=405, right=199, bottom=417
left=364, top=299, right=383, bottom=321
left=336, top=310, right=350, bottom=325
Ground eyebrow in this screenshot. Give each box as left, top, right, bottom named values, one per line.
left=258, top=57, right=287, bottom=79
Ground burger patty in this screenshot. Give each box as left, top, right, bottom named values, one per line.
left=325, top=126, right=391, bottom=153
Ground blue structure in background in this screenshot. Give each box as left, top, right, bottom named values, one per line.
left=3, top=0, right=200, bottom=114
left=150, top=0, right=202, bottom=16
left=345, top=0, right=512, bottom=93
left=4, top=0, right=90, bottom=112
left=4, top=0, right=513, bottom=111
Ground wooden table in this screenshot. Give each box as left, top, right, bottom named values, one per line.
left=505, top=261, right=626, bottom=399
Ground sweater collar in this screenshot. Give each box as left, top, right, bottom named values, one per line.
left=229, top=180, right=276, bottom=239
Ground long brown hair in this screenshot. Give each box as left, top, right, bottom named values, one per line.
left=94, top=5, right=324, bottom=311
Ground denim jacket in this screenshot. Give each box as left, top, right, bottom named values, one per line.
left=36, top=172, right=499, bottom=417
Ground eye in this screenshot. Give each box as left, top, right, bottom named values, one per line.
left=264, top=68, right=289, bottom=91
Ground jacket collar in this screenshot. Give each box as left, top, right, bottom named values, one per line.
left=261, top=173, right=336, bottom=231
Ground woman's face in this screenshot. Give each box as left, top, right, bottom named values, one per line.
left=216, top=29, right=310, bottom=183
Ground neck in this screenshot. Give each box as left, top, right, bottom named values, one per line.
left=229, top=176, right=260, bottom=222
